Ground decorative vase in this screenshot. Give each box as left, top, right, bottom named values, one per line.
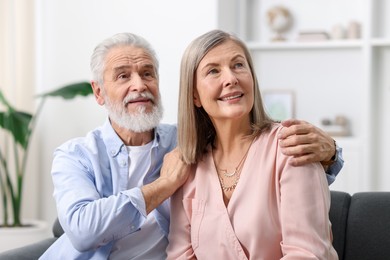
left=0, top=219, right=49, bottom=252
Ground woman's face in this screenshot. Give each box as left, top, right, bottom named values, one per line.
left=194, top=40, right=254, bottom=123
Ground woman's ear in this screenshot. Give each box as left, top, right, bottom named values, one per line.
left=193, top=90, right=202, bottom=108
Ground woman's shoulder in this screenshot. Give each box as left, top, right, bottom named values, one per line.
left=254, top=122, right=283, bottom=143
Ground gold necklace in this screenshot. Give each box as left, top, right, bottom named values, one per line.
left=218, top=175, right=239, bottom=191
left=218, top=147, right=250, bottom=178
left=214, top=137, right=255, bottom=191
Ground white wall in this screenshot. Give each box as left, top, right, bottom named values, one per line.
left=28, top=0, right=390, bottom=227
left=0, top=0, right=39, bottom=222
left=34, top=0, right=219, bottom=224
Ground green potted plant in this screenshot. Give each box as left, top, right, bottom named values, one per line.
left=0, top=81, right=92, bottom=227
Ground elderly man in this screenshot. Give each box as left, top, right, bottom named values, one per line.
left=40, top=32, right=343, bottom=259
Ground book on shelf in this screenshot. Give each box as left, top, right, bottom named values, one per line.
left=296, top=30, right=330, bottom=42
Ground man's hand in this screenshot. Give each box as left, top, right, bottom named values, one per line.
left=159, top=148, right=191, bottom=190
left=278, top=119, right=336, bottom=166
left=142, top=148, right=191, bottom=214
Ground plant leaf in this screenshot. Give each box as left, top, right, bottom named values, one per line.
left=0, top=110, right=32, bottom=149
left=37, top=81, right=93, bottom=100
left=0, top=90, right=12, bottom=109
left=0, top=90, right=32, bottom=148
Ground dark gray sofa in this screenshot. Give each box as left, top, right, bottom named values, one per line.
left=1, top=191, right=389, bottom=259
left=329, top=191, right=390, bottom=260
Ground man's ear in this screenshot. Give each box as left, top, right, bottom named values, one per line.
left=91, top=81, right=105, bottom=106
left=193, top=90, right=202, bottom=107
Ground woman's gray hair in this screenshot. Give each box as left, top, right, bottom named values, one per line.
left=178, top=29, right=274, bottom=164
left=90, top=32, right=159, bottom=85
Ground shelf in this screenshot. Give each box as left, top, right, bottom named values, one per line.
left=231, top=0, right=390, bottom=192
left=333, top=136, right=360, bottom=144
left=246, top=40, right=363, bottom=50
left=371, top=38, right=390, bottom=47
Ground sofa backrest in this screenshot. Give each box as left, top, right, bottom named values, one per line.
left=330, top=191, right=390, bottom=260
left=343, top=192, right=390, bottom=260
left=52, top=218, right=64, bottom=238
left=329, top=190, right=351, bottom=259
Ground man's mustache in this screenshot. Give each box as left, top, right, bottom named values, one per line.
left=123, top=91, right=155, bottom=105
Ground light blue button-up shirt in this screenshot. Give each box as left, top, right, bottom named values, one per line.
left=40, top=120, right=176, bottom=259
left=326, top=143, right=344, bottom=185
left=40, top=119, right=343, bottom=259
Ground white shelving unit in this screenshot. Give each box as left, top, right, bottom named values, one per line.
left=218, top=0, right=390, bottom=194
left=246, top=40, right=363, bottom=50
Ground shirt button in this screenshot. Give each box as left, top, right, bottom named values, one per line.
left=121, top=160, right=126, bottom=167
left=110, top=150, right=115, bottom=155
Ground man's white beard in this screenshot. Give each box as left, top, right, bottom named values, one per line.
left=105, top=91, right=163, bottom=133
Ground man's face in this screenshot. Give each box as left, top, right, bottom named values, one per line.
left=94, top=45, right=163, bottom=132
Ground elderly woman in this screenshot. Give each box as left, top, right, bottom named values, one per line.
left=166, top=30, right=338, bottom=259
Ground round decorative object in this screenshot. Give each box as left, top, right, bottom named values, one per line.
left=265, top=6, right=293, bottom=41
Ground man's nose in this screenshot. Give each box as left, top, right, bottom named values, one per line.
left=129, top=74, right=147, bottom=92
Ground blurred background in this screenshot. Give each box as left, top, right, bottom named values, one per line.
left=1, top=0, right=389, bottom=244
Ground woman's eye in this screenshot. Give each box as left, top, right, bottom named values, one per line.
left=207, top=68, right=218, bottom=75
left=234, top=62, right=244, bottom=68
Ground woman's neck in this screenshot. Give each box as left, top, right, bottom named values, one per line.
left=212, top=117, right=252, bottom=153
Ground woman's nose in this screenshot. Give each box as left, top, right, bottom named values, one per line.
left=223, top=70, right=238, bottom=87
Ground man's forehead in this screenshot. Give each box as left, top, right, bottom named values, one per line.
left=105, top=45, right=155, bottom=66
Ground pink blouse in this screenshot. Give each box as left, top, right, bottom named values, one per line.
left=166, top=124, right=338, bottom=260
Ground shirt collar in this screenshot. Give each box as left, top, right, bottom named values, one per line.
left=101, top=118, right=161, bottom=157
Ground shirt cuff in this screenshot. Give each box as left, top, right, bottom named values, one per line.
left=121, top=187, right=148, bottom=217
left=325, top=145, right=344, bottom=185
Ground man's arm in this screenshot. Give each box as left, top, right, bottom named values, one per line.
left=142, top=148, right=191, bottom=214
left=277, top=119, right=344, bottom=183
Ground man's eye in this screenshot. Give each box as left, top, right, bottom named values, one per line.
left=118, top=73, right=129, bottom=79
left=144, top=71, right=153, bottom=78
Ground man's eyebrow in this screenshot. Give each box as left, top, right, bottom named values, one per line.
left=143, top=64, right=155, bottom=70
left=113, top=64, right=154, bottom=70
left=113, top=65, right=131, bottom=72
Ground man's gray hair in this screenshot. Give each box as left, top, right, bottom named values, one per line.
left=90, top=32, right=159, bottom=85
